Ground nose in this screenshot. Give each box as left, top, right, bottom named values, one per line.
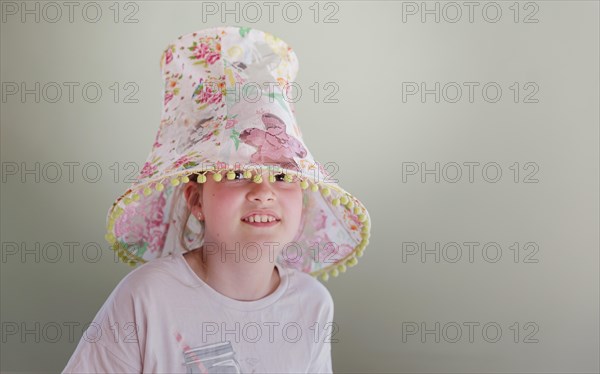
left=246, top=173, right=276, bottom=203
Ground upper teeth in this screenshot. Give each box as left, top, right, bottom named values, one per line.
left=243, top=215, right=277, bottom=223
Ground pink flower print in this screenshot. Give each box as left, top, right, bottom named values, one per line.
left=146, top=224, right=167, bottom=254
left=173, top=155, right=191, bottom=169
left=208, top=84, right=224, bottom=104
left=165, top=48, right=173, bottom=64
left=138, top=194, right=168, bottom=253
left=164, top=92, right=174, bottom=106
left=193, top=43, right=211, bottom=60
left=199, top=89, right=221, bottom=104
left=114, top=206, right=143, bottom=243
left=343, top=207, right=361, bottom=231
left=152, top=132, right=162, bottom=149
left=140, top=161, right=158, bottom=179
left=143, top=192, right=168, bottom=254
left=206, top=51, right=220, bottom=65
left=225, top=117, right=238, bottom=129
left=164, top=77, right=180, bottom=106
left=189, top=40, right=221, bottom=66
left=315, top=209, right=327, bottom=231
left=148, top=203, right=164, bottom=223
left=193, top=78, right=224, bottom=106
left=200, top=131, right=213, bottom=142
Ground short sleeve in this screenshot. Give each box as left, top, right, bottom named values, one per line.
left=307, top=290, right=335, bottom=374
left=62, top=338, right=141, bottom=373
left=62, top=274, right=146, bottom=373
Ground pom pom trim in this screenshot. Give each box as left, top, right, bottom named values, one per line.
left=105, top=164, right=372, bottom=278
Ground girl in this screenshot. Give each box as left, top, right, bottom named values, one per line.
left=63, top=26, right=371, bottom=373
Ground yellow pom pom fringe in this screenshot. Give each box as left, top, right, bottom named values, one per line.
left=105, top=165, right=372, bottom=279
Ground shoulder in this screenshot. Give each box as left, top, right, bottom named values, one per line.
left=286, top=267, right=334, bottom=316
left=89, top=255, right=188, bottom=325
left=108, top=255, right=184, bottom=301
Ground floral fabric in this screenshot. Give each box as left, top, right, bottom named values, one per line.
left=108, top=26, right=370, bottom=277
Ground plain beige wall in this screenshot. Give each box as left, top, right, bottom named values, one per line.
left=1, top=1, right=598, bottom=372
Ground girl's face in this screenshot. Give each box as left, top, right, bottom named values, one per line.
left=186, top=170, right=304, bottom=252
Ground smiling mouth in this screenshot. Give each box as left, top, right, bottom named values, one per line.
left=241, top=217, right=281, bottom=227
left=241, top=216, right=280, bottom=223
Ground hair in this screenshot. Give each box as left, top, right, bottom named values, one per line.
left=178, top=173, right=205, bottom=253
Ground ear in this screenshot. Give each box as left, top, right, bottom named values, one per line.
left=183, top=183, right=202, bottom=211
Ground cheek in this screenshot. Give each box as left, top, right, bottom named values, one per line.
left=203, top=184, right=231, bottom=218
left=208, top=189, right=242, bottom=214
left=283, top=189, right=304, bottom=219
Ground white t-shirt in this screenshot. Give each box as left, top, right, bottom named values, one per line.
left=62, top=251, right=334, bottom=373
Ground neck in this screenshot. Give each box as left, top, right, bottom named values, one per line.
left=185, top=244, right=281, bottom=302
